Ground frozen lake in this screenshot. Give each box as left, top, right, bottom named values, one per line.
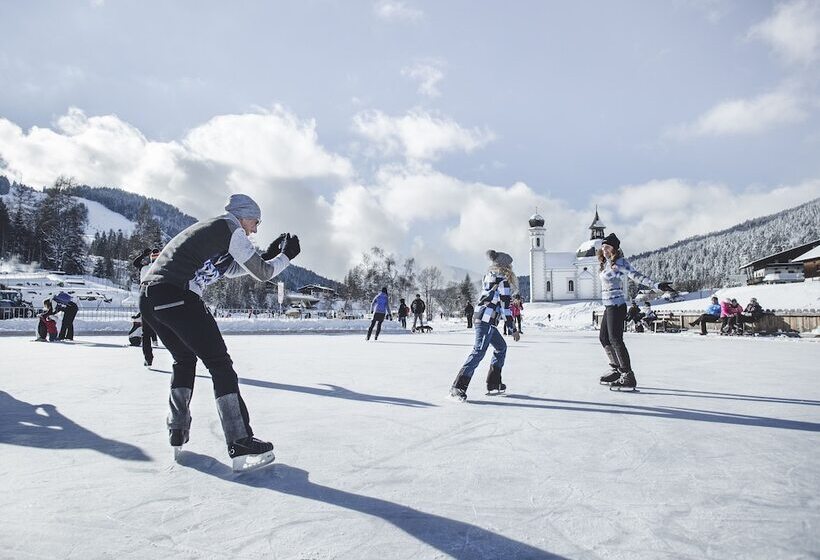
left=1, top=329, right=819, bottom=559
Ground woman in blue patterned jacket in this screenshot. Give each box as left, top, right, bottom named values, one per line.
left=598, top=233, right=674, bottom=390
left=450, top=250, right=520, bottom=402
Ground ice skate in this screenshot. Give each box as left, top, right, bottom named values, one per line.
left=169, top=429, right=189, bottom=461
left=448, top=386, right=467, bottom=402
left=228, top=436, right=275, bottom=472
left=144, top=358, right=153, bottom=367
left=610, top=370, right=637, bottom=391
left=486, top=383, right=506, bottom=396
left=599, top=369, right=620, bottom=384
left=485, top=365, right=505, bottom=396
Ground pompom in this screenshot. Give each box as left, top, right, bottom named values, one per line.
left=486, top=249, right=498, bottom=261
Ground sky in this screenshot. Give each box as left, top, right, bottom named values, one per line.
left=1, top=0, right=819, bottom=280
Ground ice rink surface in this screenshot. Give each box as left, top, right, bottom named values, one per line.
left=1, top=329, right=819, bottom=559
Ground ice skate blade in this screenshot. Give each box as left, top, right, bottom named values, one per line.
left=232, top=450, right=275, bottom=473
left=485, top=390, right=506, bottom=396
left=172, top=446, right=183, bottom=462
left=609, top=386, right=638, bottom=392
left=447, top=393, right=467, bottom=403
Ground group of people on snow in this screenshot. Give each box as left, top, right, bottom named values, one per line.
left=36, top=292, right=78, bottom=342
left=690, top=296, right=764, bottom=335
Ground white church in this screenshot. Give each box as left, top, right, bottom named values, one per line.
left=528, top=210, right=607, bottom=302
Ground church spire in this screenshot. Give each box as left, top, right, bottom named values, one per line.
left=589, top=206, right=605, bottom=240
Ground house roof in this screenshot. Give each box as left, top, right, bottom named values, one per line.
left=738, top=239, right=820, bottom=271
left=792, top=245, right=820, bottom=262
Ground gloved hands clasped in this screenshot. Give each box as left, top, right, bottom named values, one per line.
left=261, top=232, right=300, bottom=261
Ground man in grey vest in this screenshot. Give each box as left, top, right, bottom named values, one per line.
left=140, top=194, right=299, bottom=471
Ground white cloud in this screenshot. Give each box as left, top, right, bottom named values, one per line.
left=401, top=60, right=445, bottom=97
left=666, top=86, right=808, bottom=138
left=352, top=109, right=495, bottom=161
left=749, top=0, right=820, bottom=65
left=373, top=0, right=423, bottom=22
left=2, top=108, right=819, bottom=282
left=595, top=178, right=820, bottom=255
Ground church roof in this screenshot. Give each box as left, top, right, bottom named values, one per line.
left=529, top=213, right=545, bottom=227
left=589, top=209, right=605, bottom=229
left=576, top=238, right=602, bottom=258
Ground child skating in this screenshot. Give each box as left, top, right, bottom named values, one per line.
left=449, top=250, right=520, bottom=402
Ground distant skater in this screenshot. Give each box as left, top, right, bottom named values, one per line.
left=54, top=292, right=78, bottom=341
left=133, top=247, right=161, bottom=365
left=597, top=233, right=674, bottom=391
left=450, top=250, right=520, bottom=401
left=464, top=301, right=474, bottom=329
left=140, top=194, right=298, bottom=471
left=367, top=287, right=390, bottom=341
left=411, top=294, right=426, bottom=330
left=398, top=298, right=409, bottom=328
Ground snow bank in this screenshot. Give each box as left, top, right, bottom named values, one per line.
left=656, top=281, right=820, bottom=313
left=0, top=316, right=409, bottom=335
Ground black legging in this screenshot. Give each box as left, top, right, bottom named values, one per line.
left=599, top=304, right=631, bottom=372
left=58, top=303, right=78, bottom=340
left=142, top=320, right=156, bottom=362
left=139, top=283, right=252, bottom=444
left=367, top=312, right=385, bottom=339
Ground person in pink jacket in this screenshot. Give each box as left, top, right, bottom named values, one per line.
left=720, top=298, right=744, bottom=335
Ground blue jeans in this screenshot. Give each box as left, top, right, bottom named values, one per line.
left=459, top=322, right=507, bottom=379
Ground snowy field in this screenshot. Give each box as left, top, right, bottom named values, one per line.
left=1, top=329, right=819, bottom=560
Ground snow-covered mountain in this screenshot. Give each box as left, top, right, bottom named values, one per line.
left=629, top=197, right=820, bottom=288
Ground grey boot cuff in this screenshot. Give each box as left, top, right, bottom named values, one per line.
left=216, top=393, right=250, bottom=444
left=167, top=387, right=193, bottom=430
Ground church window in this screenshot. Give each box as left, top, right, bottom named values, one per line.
left=568, top=280, right=574, bottom=292
left=546, top=281, right=551, bottom=292
left=536, top=238, right=540, bottom=247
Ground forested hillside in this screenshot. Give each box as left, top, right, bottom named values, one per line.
left=630, top=198, right=820, bottom=289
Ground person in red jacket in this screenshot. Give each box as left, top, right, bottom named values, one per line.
left=720, top=298, right=744, bottom=335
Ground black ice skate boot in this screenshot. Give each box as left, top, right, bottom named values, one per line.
left=610, top=370, right=637, bottom=391
left=486, top=365, right=506, bottom=395
left=599, top=368, right=621, bottom=384
left=228, top=436, right=275, bottom=472
left=600, top=346, right=621, bottom=384
left=169, top=429, right=189, bottom=461
left=449, top=371, right=471, bottom=402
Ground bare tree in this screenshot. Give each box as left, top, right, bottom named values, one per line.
left=417, top=266, right=443, bottom=320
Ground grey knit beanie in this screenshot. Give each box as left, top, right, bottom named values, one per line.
left=486, top=249, right=513, bottom=267
left=225, top=194, right=261, bottom=221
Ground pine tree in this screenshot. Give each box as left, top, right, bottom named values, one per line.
left=36, top=177, right=89, bottom=273
left=0, top=199, right=10, bottom=257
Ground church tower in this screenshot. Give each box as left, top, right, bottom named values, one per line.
left=528, top=212, right=547, bottom=303
left=589, top=207, right=605, bottom=240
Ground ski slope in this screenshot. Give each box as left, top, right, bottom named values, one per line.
left=1, top=329, right=818, bottom=559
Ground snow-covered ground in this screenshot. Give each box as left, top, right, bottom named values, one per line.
left=2, top=329, right=818, bottom=559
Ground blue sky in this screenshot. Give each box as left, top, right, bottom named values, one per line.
left=1, top=1, right=819, bottom=278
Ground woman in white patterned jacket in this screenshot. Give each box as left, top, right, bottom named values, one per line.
left=597, top=233, right=674, bottom=390
left=449, top=250, right=520, bottom=402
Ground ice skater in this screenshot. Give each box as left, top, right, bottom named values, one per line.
left=366, top=287, right=390, bottom=341
left=53, top=292, right=78, bottom=340
left=133, top=247, right=161, bottom=365
left=140, top=194, right=299, bottom=471
left=450, top=250, right=520, bottom=402
left=597, top=233, right=674, bottom=391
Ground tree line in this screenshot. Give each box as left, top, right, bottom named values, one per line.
left=342, top=246, right=477, bottom=317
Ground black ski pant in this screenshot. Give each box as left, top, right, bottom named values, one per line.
left=466, top=315, right=473, bottom=329
left=515, top=315, right=522, bottom=333
left=412, top=313, right=424, bottom=329
left=367, top=312, right=385, bottom=339
left=139, top=283, right=252, bottom=445
left=691, top=314, right=720, bottom=335
left=58, top=305, right=77, bottom=340
left=599, top=304, right=631, bottom=372
left=142, top=320, right=155, bottom=362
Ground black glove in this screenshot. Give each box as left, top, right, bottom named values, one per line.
left=658, top=282, right=674, bottom=292
left=281, top=233, right=301, bottom=260
left=261, top=233, right=288, bottom=260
